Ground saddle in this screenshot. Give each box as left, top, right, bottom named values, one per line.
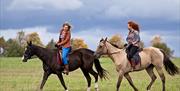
left=56, top=47, right=72, bottom=65
left=57, top=50, right=63, bottom=65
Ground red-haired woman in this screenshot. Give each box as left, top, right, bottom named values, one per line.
left=126, top=21, right=141, bottom=69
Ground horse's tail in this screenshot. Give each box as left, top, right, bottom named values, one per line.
left=160, top=49, right=179, bottom=76
left=94, top=58, right=108, bottom=80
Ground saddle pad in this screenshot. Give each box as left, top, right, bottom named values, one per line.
left=57, top=51, right=62, bottom=65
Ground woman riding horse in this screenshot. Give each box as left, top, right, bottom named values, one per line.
left=94, top=38, right=179, bottom=91
left=55, top=22, right=72, bottom=75
left=22, top=42, right=107, bottom=91
left=126, top=20, right=141, bottom=69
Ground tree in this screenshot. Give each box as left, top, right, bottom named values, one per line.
left=151, top=35, right=173, bottom=56
left=71, top=38, right=88, bottom=50
left=0, top=36, right=6, bottom=48
left=151, top=35, right=162, bottom=45
left=4, top=39, right=24, bottom=57
left=109, top=34, right=124, bottom=48
left=26, top=32, right=44, bottom=47
left=153, top=43, right=172, bottom=56
left=0, top=37, right=6, bottom=55
left=139, top=41, right=144, bottom=48
left=46, top=39, right=56, bottom=49
left=16, top=31, right=26, bottom=47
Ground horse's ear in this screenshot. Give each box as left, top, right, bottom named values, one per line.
left=100, top=38, right=104, bottom=42
left=27, top=41, right=32, bottom=46
left=29, top=41, right=32, bottom=45
left=102, top=37, right=108, bottom=44
left=27, top=41, right=29, bottom=46
left=104, top=37, right=108, bottom=42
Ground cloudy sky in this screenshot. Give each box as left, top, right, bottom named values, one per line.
left=0, top=0, right=180, bottom=57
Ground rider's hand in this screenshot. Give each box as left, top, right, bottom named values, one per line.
left=55, top=44, right=59, bottom=48
left=132, top=42, right=136, bottom=45
left=124, top=43, right=128, bottom=47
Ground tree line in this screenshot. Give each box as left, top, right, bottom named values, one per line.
left=0, top=31, right=173, bottom=57
left=0, top=31, right=87, bottom=57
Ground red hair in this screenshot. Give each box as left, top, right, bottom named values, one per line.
left=62, top=23, right=71, bottom=30
left=128, top=21, right=140, bottom=32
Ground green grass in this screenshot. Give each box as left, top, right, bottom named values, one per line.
left=0, top=57, right=180, bottom=91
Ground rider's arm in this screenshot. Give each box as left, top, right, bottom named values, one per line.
left=132, top=31, right=140, bottom=45
left=58, top=31, right=71, bottom=46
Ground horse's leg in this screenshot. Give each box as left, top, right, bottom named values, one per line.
left=81, top=68, right=91, bottom=91
left=124, top=73, right=138, bottom=91
left=57, top=73, right=68, bottom=91
left=146, top=65, right=157, bottom=91
left=40, top=71, right=51, bottom=90
left=89, top=69, right=99, bottom=91
left=155, top=67, right=165, bottom=91
left=116, top=70, right=124, bottom=91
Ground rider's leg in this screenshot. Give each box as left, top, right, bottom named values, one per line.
left=129, top=46, right=138, bottom=68
left=62, top=47, right=71, bottom=75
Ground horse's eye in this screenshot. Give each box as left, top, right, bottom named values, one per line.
left=99, top=45, right=102, bottom=48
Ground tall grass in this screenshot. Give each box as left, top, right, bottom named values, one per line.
left=0, top=57, right=180, bottom=91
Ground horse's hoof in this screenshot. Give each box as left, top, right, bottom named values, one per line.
left=87, top=87, right=91, bottom=91
left=95, top=88, right=99, bottom=91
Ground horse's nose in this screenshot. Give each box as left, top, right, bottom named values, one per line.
left=22, top=55, right=24, bottom=60
left=22, top=55, right=27, bottom=62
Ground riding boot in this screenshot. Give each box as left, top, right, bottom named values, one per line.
left=63, top=65, right=69, bottom=75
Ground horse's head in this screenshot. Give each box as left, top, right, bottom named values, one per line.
left=94, top=37, right=109, bottom=58
left=22, top=41, right=35, bottom=62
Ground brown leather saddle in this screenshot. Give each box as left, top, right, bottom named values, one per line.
left=57, top=50, right=63, bottom=65
left=56, top=47, right=72, bottom=65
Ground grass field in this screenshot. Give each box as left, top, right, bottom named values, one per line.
left=0, top=57, right=180, bottom=91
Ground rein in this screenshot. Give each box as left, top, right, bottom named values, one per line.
left=104, top=42, right=123, bottom=55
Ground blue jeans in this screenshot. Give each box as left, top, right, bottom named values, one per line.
left=62, top=47, right=71, bottom=65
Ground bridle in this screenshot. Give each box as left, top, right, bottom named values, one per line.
left=103, top=41, right=122, bottom=55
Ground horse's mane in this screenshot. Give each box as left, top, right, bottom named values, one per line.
left=31, top=44, right=56, bottom=53
left=107, top=41, right=121, bottom=49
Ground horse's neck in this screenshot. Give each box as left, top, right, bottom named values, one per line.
left=106, top=43, right=119, bottom=53
left=33, top=46, right=49, bottom=63
left=106, top=43, right=126, bottom=65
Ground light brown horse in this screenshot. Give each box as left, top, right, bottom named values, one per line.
left=94, top=38, right=179, bottom=91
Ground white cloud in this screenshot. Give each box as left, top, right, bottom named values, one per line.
left=0, top=27, right=179, bottom=57
left=0, top=26, right=59, bottom=45
left=7, top=0, right=83, bottom=11
left=105, top=0, right=180, bottom=21
left=72, top=28, right=114, bottom=50
left=72, top=27, right=131, bottom=50
left=73, top=28, right=180, bottom=57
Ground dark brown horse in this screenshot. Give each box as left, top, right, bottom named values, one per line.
left=22, top=42, right=107, bottom=91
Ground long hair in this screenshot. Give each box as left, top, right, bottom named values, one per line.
left=128, top=21, right=140, bottom=32
left=62, top=23, right=71, bottom=30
